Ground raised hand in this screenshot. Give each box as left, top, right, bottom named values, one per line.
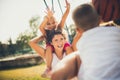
left=65, top=0, right=70, bottom=9
left=44, top=7, right=54, bottom=20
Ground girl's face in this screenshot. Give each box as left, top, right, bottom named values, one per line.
left=49, top=17, right=56, bottom=24
left=51, top=34, right=65, bottom=51
left=46, top=17, right=57, bottom=30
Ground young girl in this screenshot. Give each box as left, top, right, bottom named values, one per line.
left=38, top=0, right=72, bottom=77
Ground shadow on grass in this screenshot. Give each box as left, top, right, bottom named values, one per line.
left=0, top=63, right=42, bottom=71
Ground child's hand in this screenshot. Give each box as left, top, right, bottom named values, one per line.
left=45, top=7, right=54, bottom=19
left=65, top=0, right=70, bottom=9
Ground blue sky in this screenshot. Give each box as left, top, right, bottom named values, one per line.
left=0, top=0, right=90, bottom=43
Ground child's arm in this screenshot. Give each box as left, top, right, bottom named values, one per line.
left=39, top=16, right=49, bottom=36
left=28, top=36, right=45, bottom=58
left=58, top=0, right=70, bottom=29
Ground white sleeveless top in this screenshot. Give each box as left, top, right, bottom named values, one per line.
left=77, top=26, right=120, bottom=80
left=51, top=53, right=66, bottom=69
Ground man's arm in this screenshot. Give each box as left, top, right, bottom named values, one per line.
left=72, top=28, right=83, bottom=51
left=65, top=46, right=73, bottom=55
left=51, top=52, right=81, bottom=80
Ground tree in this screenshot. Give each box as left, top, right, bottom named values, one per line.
left=29, top=16, right=40, bottom=37
left=0, top=42, right=8, bottom=57
left=8, top=38, right=16, bottom=55
left=15, top=16, right=41, bottom=54
left=16, top=31, right=31, bottom=52
left=68, top=24, right=76, bottom=42
left=0, top=16, right=41, bottom=57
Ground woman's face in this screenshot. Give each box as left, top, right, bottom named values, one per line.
left=51, top=34, right=65, bottom=51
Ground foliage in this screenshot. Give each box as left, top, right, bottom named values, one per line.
left=0, top=16, right=41, bottom=57
left=16, top=31, right=31, bottom=50
left=29, top=16, right=40, bottom=37
left=15, top=16, right=41, bottom=54
left=0, top=38, right=17, bottom=57
left=68, top=24, right=76, bottom=43
left=0, top=42, right=8, bottom=57
left=8, top=38, right=16, bottom=54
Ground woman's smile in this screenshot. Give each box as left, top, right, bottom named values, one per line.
left=52, top=34, right=65, bottom=50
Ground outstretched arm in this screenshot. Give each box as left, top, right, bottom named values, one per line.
left=72, top=28, right=83, bottom=51
left=51, top=52, right=81, bottom=80
left=39, top=16, right=49, bottom=36
left=65, top=28, right=83, bottom=54
left=58, top=0, right=70, bottom=29
left=28, top=36, right=46, bottom=59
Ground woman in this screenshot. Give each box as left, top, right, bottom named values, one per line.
left=39, top=0, right=70, bottom=75
left=29, top=30, right=73, bottom=78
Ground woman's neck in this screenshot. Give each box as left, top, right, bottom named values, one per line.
left=54, top=49, right=63, bottom=60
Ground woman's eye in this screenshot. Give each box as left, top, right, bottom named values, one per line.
left=61, top=38, right=64, bottom=41
left=55, top=39, right=58, bottom=42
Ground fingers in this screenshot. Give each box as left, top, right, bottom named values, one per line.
left=65, top=0, right=70, bottom=5
left=65, top=0, right=70, bottom=8
left=65, top=0, right=68, bottom=4
left=44, top=7, right=54, bottom=17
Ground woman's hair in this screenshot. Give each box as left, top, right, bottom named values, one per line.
left=48, top=30, right=65, bottom=43
left=72, top=4, right=100, bottom=31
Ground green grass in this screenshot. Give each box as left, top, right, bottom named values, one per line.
left=0, top=63, right=50, bottom=80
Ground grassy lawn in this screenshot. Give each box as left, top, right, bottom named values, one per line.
left=0, top=63, right=50, bottom=80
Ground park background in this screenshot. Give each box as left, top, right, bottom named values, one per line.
left=0, top=0, right=90, bottom=80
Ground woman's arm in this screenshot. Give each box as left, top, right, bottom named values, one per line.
left=58, top=0, right=70, bottom=29
left=28, top=36, right=46, bottom=59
